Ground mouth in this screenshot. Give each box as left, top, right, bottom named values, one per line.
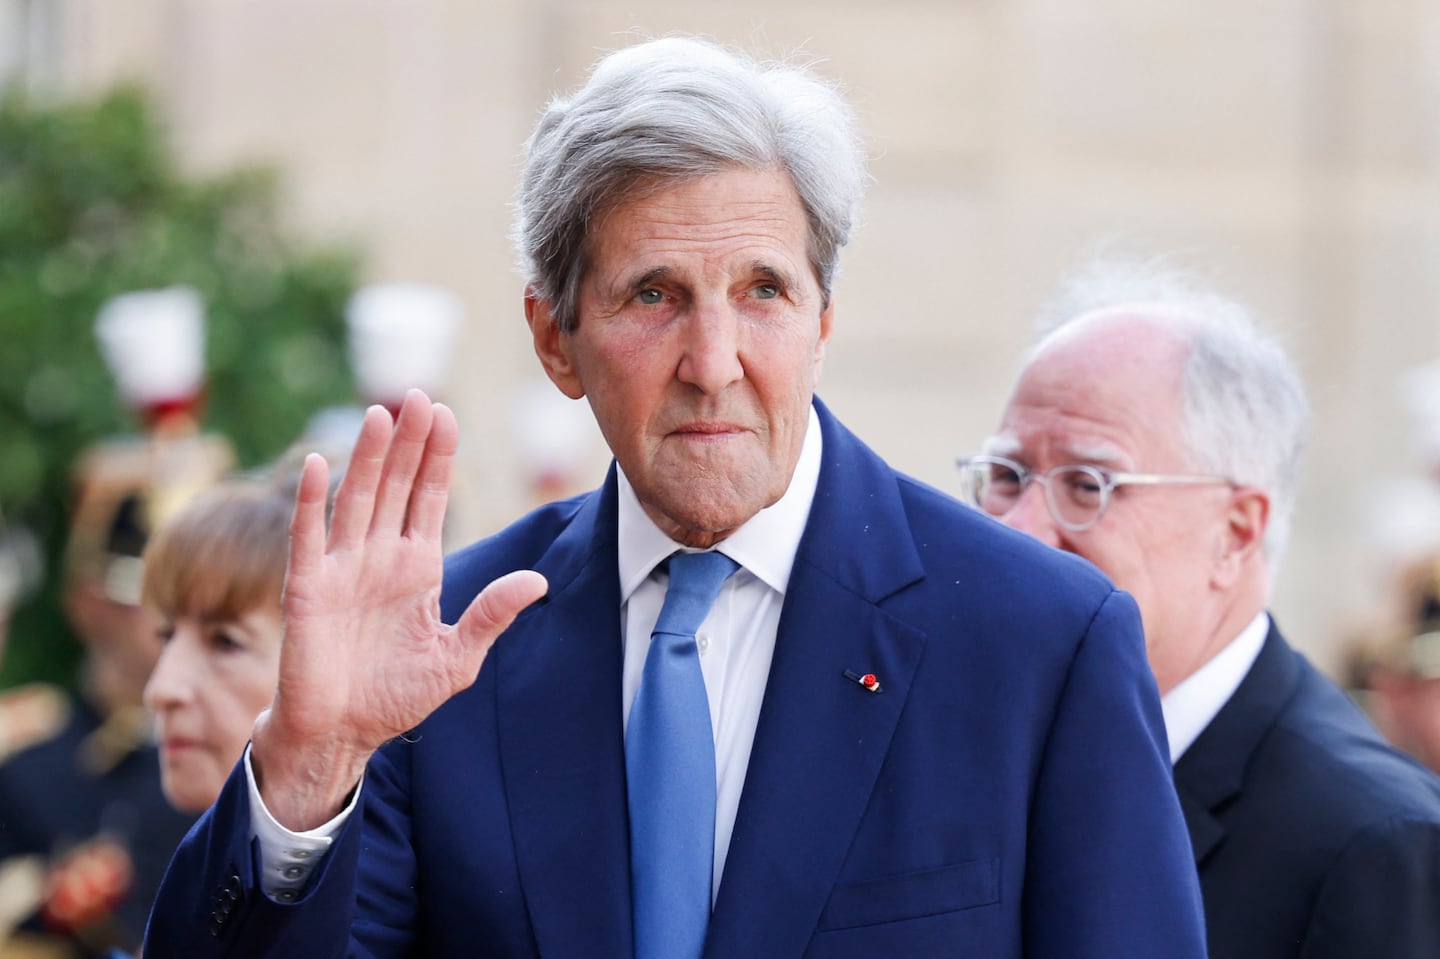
left=671, top=421, right=746, bottom=440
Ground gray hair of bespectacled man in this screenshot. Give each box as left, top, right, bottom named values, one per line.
left=1026, top=256, right=1311, bottom=569
left=511, top=35, right=868, bottom=334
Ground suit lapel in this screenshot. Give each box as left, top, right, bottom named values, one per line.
left=494, top=473, right=634, bottom=958
left=1172, top=624, right=1300, bottom=866
left=706, top=405, right=928, bottom=957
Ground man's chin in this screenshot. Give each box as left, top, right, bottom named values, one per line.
left=641, top=490, right=765, bottom=547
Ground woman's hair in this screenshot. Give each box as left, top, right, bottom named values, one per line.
left=141, top=480, right=292, bottom=620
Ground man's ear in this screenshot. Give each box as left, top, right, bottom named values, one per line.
left=525, top=289, right=585, bottom=400
left=1213, top=486, right=1269, bottom=589
left=813, top=298, right=835, bottom=380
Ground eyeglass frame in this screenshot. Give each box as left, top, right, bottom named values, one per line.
left=954, top=453, right=1235, bottom=532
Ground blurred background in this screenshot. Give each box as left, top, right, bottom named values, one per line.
left=3, top=0, right=1440, bottom=687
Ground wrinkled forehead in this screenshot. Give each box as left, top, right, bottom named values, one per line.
left=589, top=164, right=802, bottom=232
left=584, top=168, right=812, bottom=274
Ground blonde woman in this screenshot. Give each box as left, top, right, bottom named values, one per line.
left=141, top=481, right=290, bottom=813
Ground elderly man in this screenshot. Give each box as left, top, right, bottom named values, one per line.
left=144, top=40, right=1204, bottom=958
left=959, top=263, right=1440, bottom=958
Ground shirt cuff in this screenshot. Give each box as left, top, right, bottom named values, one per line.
left=243, top=743, right=363, bottom=902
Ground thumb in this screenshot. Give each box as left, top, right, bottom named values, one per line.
left=454, top=570, right=549, bottom=650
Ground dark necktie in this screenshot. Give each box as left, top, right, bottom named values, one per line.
left=627, top=550, right=739, bottom=959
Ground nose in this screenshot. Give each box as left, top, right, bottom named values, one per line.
left=676, top=298, right=744, bottom=394
left=143, top=629, right=197, bottom=712
left=999, top=482, right=1063, bottom=548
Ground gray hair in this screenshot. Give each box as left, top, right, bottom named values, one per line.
left=1032, top=257, right=1311, bottom=566
left=512, top=36, right=867, bottom=333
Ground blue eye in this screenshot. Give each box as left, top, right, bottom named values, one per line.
left=636, top=288, right=664, bottom=305
left=754, top=284, right=779, bottom=299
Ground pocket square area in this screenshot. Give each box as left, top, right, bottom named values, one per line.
left=816, top=857, right=1001, bottom=931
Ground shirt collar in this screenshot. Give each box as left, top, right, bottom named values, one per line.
left=616, top=405, right=823, bottom=602
left=1161, top=610, right=1270, bottom=763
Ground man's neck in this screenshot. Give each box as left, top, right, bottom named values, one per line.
left=1167, top=564, right=1271, bottom=693
left=1161, top=608, right=1270, bottom=763
left=615, top=405, right=823, bottom=602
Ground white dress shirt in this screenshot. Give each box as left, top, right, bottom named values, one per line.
left=1160, top=611, right=1269, bottom=763
left=247, top=407, right=824, bottom=902
left=618, top=405, right=821, bottom=901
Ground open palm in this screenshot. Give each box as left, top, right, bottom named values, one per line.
left=251, top=390, right=547, bottom=829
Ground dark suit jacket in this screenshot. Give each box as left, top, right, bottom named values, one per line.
left=144, top=401, right=1205, bottom=958
left=1175, top=624, right=1440, bottom=958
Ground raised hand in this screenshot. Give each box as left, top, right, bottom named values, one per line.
left=251, top=390, right=548, bottom=829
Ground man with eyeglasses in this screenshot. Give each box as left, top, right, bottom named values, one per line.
left=959, top=262, right=1440, bottom=958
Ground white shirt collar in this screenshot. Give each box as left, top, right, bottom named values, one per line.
left=1161, top=610, right=1270, bottom=763
left=616, top=405, right=823, bottom=601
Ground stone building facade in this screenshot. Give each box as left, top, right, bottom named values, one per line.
left=6, top=0, right=1440, bottom=672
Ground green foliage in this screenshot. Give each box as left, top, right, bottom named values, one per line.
left=0, top=84, right=361, bottom=688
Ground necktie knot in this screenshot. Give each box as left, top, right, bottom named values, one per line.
left=654, top=551, right=740, bottom=639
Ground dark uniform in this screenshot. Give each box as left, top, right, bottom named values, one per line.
left=0, top=431, right=231, bottom=958
left=0, top=685, right=194, bottom=957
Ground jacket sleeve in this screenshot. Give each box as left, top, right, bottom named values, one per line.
left=142, top=746, right=418, bottom=959
left=1021, top=588, right=1208, bottom=959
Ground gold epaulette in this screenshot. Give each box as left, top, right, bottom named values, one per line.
left=0, top=684, right=69, bottom=766
left=78, top=705, right=151, bottom=777
left=0, top=932, right=75, bottom=959
left=0, top=854, right=47, bottom=945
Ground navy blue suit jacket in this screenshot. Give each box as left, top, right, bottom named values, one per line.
left=145, top=402, right=1205, bottom=958
left=1176, top=624, right=1440, bottom=957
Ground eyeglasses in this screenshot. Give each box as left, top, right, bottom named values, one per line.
left=955, top=454, right=1233, bottom=532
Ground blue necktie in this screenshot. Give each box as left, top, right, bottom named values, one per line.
left=627, top=550, right=739, bottom=959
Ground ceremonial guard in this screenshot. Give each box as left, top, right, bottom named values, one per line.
left=0, top=288, right=232, bottom=958
left=1349, top=356, right=1440, bottom=775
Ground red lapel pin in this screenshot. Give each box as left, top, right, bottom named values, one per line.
left=843, top=669, right=882, bottom=693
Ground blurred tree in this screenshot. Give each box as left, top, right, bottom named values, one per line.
left=0, top=84, right=360, bottom=689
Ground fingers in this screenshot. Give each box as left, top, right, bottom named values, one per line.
left=297, top=388, right=458, bottom=568
left=287, top=453, right=332, bottom=577
left=327, top=405, right=396, bottom=551
left=453, top=570, right=549, bottom=653
left=369, top=390, right=438, bottom=537
left=405, top=403, right=458, bottom=542
left=329, top=389, right=453, bottom=550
